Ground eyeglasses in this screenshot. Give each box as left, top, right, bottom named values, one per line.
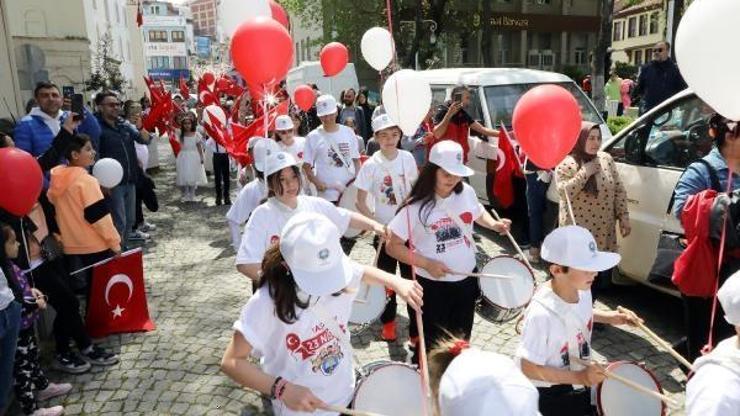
left=102, top=102, right=121, bottom=107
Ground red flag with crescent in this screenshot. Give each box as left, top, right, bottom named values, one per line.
left=493, top=123, right=524, bottom=208
left=86, top=249, right=155, bottom=338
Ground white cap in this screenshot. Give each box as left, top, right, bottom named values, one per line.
left=247, top=136, right=262, bottom=150
left=279, top=212, right=353, bottom=296
left=718, top=270, right=740, bottom=326
left=541, top=225, right=621, bottom=272
left=265, top=151, right=299, bottom=178
left=316, top=94, right=338, bottom=117
left=275, top=115, right=294, bottom=131
left=429, top=141, right=474, bottom=177
left=372, top=113, right=398, bottom=133
left=251, top=138, right=280, bottom=173
left=439, top=349, right=539, bottom=416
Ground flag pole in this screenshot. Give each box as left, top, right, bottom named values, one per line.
left=69, top=248, right=142, bottom=276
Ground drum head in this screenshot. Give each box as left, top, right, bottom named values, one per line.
left=597, top=361, right=664, bottom=416
left=338, top=185, right=361, bottom=238
left=354, top=362, right=425, bottom=415
left=349, top=284, right=386, bottom=325
left=479, top=256, right=535, bottom=309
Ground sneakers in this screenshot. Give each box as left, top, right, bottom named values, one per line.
left=31, top=406, right=64, bottom=416
left=215, top=198, right=222, bottom=206
left=37, top=383, right=73, bottom=401
left=381, top=321, right=397, bottom=342
left=128, top=230, right=151, bottom=241
left=53, top=352, right=91, bottom=374
left=81, top=345, right=119, bottom=366
left=140, top=222, right=157, bottom=232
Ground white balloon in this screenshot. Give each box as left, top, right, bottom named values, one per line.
left=361, top=27, right=394, bottom=71
left=205, top=104, right=227, bottom=127
left=93, top=158, right=124, bottom=188
left=220, top=0, right=270, bottom=38
left=676, top=0, right=740, bottom=120
left=382, top=69, right=432, bottom=136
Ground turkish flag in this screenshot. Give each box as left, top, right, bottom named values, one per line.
left=136, top=1, right=143, bottom=27
left=179, top=76, right=189, bottom=99
left=493, top=123, right=524, bottom=209
left=86, top=249, right=155, bottom=338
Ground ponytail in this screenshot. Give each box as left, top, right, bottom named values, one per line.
left=258, top=244, right=309, bottom=324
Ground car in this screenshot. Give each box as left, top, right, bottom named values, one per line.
left=602, top=89, right=715, bottom=296
left=286, top=61, right=359, bottom=100
left=417, top=68, right=610, bottom=206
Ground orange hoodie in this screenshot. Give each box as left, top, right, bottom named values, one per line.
left=47, top=166, right=121, bottom=254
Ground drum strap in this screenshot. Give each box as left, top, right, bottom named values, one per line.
left=372, top=152, right=408, bottom=212
left=440, top=199, right=478, bottom=254
left=532, top=286, right=590, bottom=373
left=322, top=128, right=356, bottom=176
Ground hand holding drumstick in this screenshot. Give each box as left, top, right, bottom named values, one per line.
left=616, top=306, right=694, bottom=370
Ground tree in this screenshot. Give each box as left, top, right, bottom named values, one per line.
left=591, top=0, right=615, bottom=114
left=86, top=30, right=128, bottom=94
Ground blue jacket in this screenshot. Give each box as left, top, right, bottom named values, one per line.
left=673, top=147, right=740, bottom=218
left=96, top=114, right=147, bottom=185
left=14, top=108, right=101, bottom=157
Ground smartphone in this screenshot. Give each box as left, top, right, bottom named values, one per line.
left=62, top=85, right=75, bottom=98
left=71, top=94, right=84, bottom=121
left=452, top=92, right=462, bottom=103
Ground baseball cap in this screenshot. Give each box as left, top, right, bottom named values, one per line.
left=316, top=94, right=338, bottom=117
left=541, top=225, right=621, bottom=272
left=429, top=141, right=474, bottom=177
left=279, top=212, right=354, bottom=296
left=264, top=151, right=299, bottom=178
left=718, top=270, right=740, bottom=326
left=251, top=138, right=280, bottom=173
left=372, top=114, right=398, bottom=133
left=275, top=115, right=294, bottom=132
left=438, top=349, right=539, bottom=416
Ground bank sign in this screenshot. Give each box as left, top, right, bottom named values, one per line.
left=195, top=37, right=211, bottom=58
left=145, top=42, right=187, bottom=57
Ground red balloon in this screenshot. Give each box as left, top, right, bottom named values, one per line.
left=231, top=17, right=294, bottom=88
left=293, top=85, right=316, bottom=111
left=202, top=72, right=215, bottom=86
left=512, top=84, right=582, bottom=169
left=0, top=148, right=43, bottom=216
left=270, top=0, right=290, bottom=29
left=320, top=42, right=349, bottom=77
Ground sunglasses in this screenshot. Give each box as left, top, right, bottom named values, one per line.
left=102, top=102, right=121, bottom=107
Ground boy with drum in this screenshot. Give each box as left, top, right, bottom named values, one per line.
left=686, top=270, right=740, bottom=415
left=515, top=225, right=638, bottom=416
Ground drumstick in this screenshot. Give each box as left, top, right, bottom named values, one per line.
left=489, top=208, right=533, bottom=271
left=616, top=306, right=695, bottom=370
left=450, top=270, right=514, bottom=280
left=321, top=404, right=386, bottom=416
left=570, top=356, right=681, bottom=409
left=352, top=297, right=368, bottom=305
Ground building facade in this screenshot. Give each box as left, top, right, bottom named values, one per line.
left=611, top=0, right=665, bottom=67
left=189, top=0, right=217, bottom=38
left=0, top=0, right=23, bottom=119
left=142, top=1, right=191, bottom=84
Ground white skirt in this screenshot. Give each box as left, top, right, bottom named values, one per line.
left=176, top=150, right=207, bottom=186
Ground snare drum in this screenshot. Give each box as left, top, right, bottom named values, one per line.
left=337, top=182, right=375, bottom=238
left=476, top=255, right=536, bottom=323
left=596, top=361, right=666, bottom=416
left=348, top=283, right=387, bottom=335
left=353, top=361, right=425, bottom=416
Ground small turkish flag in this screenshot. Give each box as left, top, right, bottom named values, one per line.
left=86, top=249, right=155, bottom=338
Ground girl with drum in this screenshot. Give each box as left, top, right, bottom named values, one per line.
left=385, top=140, right=511, bottom=363
left=515, top=225, right=638, bottom=416
left=221, top=213, right=423, bottom=415
left=355, top=114, right=418, bottom=342
left=235, top=152, right=388, bottom=281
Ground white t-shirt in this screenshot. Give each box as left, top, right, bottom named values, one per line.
left=234, top=263, right=363, bottom=416
left=354, top=150, right=417, bottom=225
left=515, top=283, right=594, bottom=388
left=235, top=195, right=352, bottom=266
left=226, top=178, right=266, bottom=225
left=388, top=183, right=483, bottom=282
left=304, top=125, right=360, bottom=202
left=278, top=137, right=307, bottom=162
left=686, top=336, right=740, bottom=416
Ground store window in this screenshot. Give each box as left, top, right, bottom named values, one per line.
left=148, top=56, right=170, bottom=69
left=173, top=56, right=187, bottom=69
left=172, top=31, right=185, bottom=42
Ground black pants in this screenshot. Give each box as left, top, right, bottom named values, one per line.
left=213, top=153, right=231, bottom=202
left=417, top=275, right=479, bottom=353
left=537, top=385, right=593, bottom=416
left=682, top=257, right=739, bottom=361
left=29, top=258, right=92, bottom=354
left=135, top=189, right=144, bottom=230
left=66, top=250, right=115, bottom=306
left=14, top=328, right=49, bottom=415
left=373, top=237, right=414, bottom=333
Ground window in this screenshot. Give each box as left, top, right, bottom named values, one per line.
left=628, top=17, right=637, bottom=38
left=613, top=21, right=623, bottom=42
left=634, top=49, right=643, bottom=66
left=606, top=96, right=714, bottom=169
left=171, top=31, right=185, bottom=42
left=650, top=12, right=660, bottom=34
left=574, top=48, right=587, bottom=65
left=639, top=14, right=648, bottom=36
left=148, top=30, right=167, bottom=42
left=644, top=48, right=653, bottom=60
left=173, top=56, right=187, bottom=69
left=148, top=56, right=170, bottom=69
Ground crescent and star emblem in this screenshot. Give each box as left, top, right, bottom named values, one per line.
left=496, top=148, right=506, bottom=171
left=105, top=274, right=134, bottom=319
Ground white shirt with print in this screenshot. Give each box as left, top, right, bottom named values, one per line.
left=234, top=263, right=363, bottom=416
left=235, top=195, right=352, bottom=266
left=354, top=150, right=417, bottom=225
left=686, top=336, right=740, bottom=416
left=278, top=137, right=307, bottom=162
left=304, top=125, right=360, bottom=202
left=515, top=283, right=594, bottom=388
left=226, top=178, right=267, bottom=251
left=388, top=183, right=483, bottom=282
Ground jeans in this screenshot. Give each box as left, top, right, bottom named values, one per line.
left=110, top=182, right=136, bottom=249
left=525, top=173, right=549, bottom=248
left=0, top=301, right=21, bottom=410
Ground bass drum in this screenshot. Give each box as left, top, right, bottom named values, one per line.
left=596, top=361, right=666, bottom=416
left=476, top=255, right=536, bottom=323
left=337, top=181, right=374, bottom=239
left=348, top=283, right=387, bottom=335
left=353, top=361, right=425, bottom=416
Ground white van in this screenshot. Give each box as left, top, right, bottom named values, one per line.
left=286, top=61, right=359, bottom=101
left=417, top=68, right=610, bottom=206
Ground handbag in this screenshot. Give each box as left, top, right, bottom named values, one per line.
left=647, top=232, right=684, bottom=286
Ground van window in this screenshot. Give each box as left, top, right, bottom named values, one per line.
left=430, top=85, right=484, bottom=123
left=606, top=95, right=715, bottom=169
left=483, top=82, right=602, bottom=127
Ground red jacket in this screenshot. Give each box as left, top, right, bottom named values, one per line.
left=673, top=190, right=719, bottom=297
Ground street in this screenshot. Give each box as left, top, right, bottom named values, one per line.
left=23, top=141, right=689, bottom=416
